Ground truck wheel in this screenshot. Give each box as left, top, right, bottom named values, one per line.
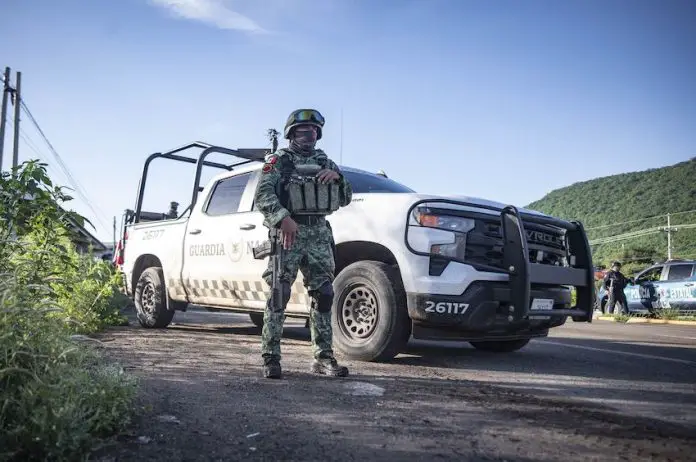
left=331, top=261, right=410, bottom=362
left=134, top=267, right=175, bottom=328
left=249, top=313, right=264, bottom=328
left=469, top=339, right=530, bottom=353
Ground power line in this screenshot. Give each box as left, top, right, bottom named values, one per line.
left=589, top=222, right=696, bottom=245
left=18, top=98, right=110, bottom=232
left=5, top=117, right=58, bottom=178
left=14, top=120, right=69, bottom=185
left=585, top=209, right=696, bottom=231
left=589, top=227, right=663, bottom=245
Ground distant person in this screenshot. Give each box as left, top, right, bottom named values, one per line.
left=166, top=201, right=179, bottom=219
left=603, top=261, right=629, bottom=315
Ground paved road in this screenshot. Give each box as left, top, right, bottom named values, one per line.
left=94, top=308, right=696, bottom=462
left=414, top=318, right=696, bottom=427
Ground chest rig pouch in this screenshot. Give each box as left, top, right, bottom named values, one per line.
left=276, top=154, right=341, bottom=216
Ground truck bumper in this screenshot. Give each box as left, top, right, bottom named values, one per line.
left=404, top=202, right=595, bottom=340
left=406, top=283, right=569, bottom=341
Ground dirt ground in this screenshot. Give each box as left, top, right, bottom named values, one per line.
left=91, top=309, right=696, bottom=462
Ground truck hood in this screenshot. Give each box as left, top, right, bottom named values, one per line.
left=398, top=192, right=551, bottom=218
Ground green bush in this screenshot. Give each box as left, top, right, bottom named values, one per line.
left=0, top=276, right=138, bottom=461
left=0, top=161, right=137, bottom=461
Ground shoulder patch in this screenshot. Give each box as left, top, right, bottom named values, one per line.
left=262, top=153, right=279, bottom=173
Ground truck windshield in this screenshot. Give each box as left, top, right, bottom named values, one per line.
left=342, top=170, right=415, bottom=193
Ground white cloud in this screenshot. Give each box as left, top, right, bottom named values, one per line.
left=149, top=0, right=268, bottom=34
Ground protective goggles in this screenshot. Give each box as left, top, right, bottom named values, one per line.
left=290, top=109, right=325, bottom=126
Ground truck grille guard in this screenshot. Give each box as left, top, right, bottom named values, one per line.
left=404, top=199, right=595, bottom=323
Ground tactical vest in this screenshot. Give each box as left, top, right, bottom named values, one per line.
left=276, top=152, right=342, bottom=216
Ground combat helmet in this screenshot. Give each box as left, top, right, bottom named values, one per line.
left=284, top=109, right=325, bottom=140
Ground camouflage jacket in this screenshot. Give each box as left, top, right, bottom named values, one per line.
left=254, top=147, right=353, bottom=228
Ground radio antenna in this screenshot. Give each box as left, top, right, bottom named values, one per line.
left=339, top=107, right=344, bottom=165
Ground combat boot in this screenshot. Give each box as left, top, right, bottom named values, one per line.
left=311, top=357, right=348, bottom=377
left=263, top=356, right=282, bottom=379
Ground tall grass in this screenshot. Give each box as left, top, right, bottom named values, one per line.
left=1, top=161, right=137, bottom=461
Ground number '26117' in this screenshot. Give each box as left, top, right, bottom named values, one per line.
left=142, top=230, right=164, bottom=240
left=425, top=301, right=470, bottom=315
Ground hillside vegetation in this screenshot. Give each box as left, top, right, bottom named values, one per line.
left=526, top=157, right=696, bottom=274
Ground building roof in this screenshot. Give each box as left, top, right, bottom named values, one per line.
left=64, top=214, right=107, bottom=252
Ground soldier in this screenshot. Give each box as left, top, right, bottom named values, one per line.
left=603, top=261, right=630, bottom=315
left=254, top=108, right=353, bottom=379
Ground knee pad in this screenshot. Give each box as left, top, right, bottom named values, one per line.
left=311, top=282, right=334, bottom=313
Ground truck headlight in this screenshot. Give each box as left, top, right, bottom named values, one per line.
left=413, top=207, right=475, bottom=260
left=413, top=207, right=476, bottom=234
left=431, top=235, right=467, bottom=259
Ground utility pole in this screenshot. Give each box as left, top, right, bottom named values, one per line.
left=0, top=66, right=10, bottom=169
left=112, top=216, right=117, bottom=251
left=11, top=70, right=21, bottom=170
left=266, top=128, right=279, bottom=152
left=662, top=213, right=678, bottom=260
left=667, top=213, right=672, bottom=260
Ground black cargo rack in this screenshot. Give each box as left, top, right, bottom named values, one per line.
left=404, top=199, right=594, bottom=323
left=132, top=141, right=269, bottom=224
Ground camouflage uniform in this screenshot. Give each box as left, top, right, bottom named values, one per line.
left=254, top=109, right=352, bottom=379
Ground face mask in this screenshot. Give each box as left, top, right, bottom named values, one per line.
left=291, top=127, right=317, bottom=152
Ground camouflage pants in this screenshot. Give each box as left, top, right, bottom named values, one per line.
left=261, top=221, right=336, bottom=361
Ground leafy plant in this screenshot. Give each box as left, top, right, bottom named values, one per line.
left=1, top=160, right=136, bottom=461
left=0, top=274, right=138, bottom=461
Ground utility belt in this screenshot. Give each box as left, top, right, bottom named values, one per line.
left=291, top=215, right=326, bottom=226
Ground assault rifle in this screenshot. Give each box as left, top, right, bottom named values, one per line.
left=252, top=162, right=332, bottom=310
left=252, top=227, right=283, bottom=311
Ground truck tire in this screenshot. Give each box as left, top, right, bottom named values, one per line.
left=249, top=312, right=264, bottom=328
left=134, top=266, right=175, bottom=328
left=469, top=339, right=530, bottom=353
left=331, top=261, right=410, bottom=362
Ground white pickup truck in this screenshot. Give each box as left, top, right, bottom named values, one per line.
left=117, top=142, right=595, bottom=362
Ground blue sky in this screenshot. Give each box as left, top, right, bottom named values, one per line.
left=2, top=0, right=695, bottom=242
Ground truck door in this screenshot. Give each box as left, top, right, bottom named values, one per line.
left=660, top=263, right=696, bottom=312
left=630, top=265, right=664, bottom=314
left=227, top=174, right=311, bottom=316
left=234, top=182, right=310, bottom=314
left=182, top=171, right=258, bottom=308
left=181, top=169, right=310, bottom=314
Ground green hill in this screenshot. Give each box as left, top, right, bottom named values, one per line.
left=525, top=157, right=696, bottom=274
